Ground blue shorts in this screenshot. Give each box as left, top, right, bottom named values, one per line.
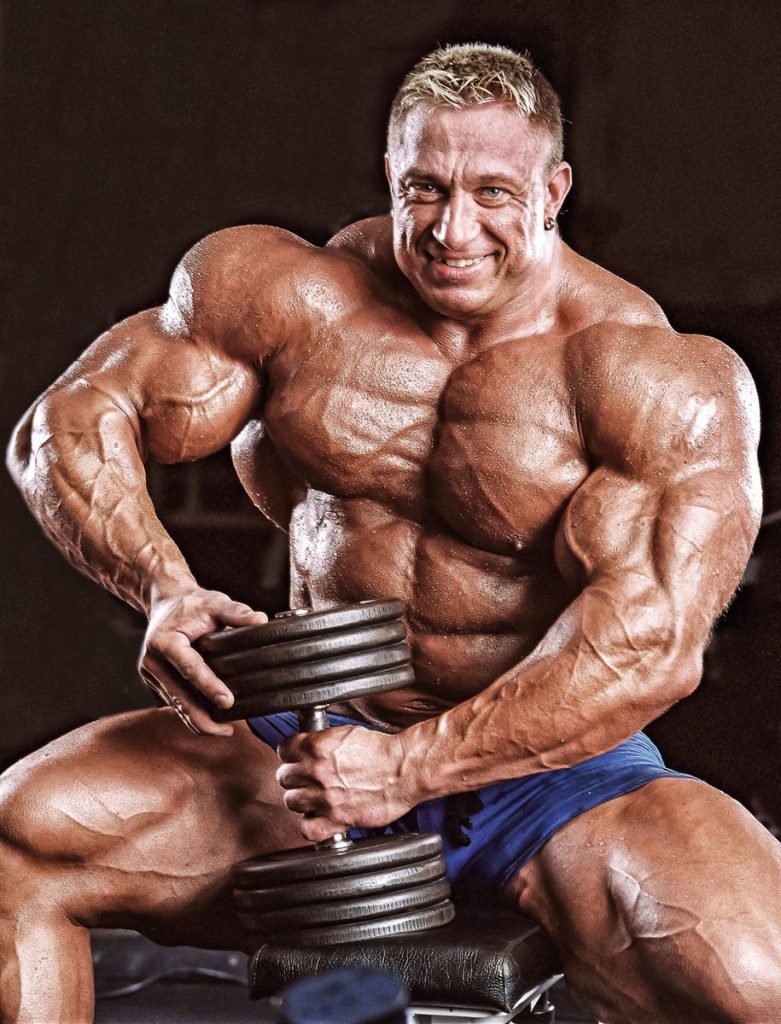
left=249, top=711, right=692, bottom=897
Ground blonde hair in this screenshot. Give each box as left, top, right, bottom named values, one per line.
left=388, top=43, right=563, bottom=171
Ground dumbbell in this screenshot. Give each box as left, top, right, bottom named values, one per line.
left=195, top=599, right=455, bottom=946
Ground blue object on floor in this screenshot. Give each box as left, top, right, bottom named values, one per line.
left=281, top=967, right=408, bottom=1024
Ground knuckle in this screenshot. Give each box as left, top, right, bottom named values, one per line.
left=144, top=635, right=165, bottom=658
left=148, top=633, right=181, bottom=660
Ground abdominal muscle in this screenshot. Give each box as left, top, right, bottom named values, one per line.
left=287, top=489, right=575, bottom=730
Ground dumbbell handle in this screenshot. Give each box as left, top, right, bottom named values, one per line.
left=298, top=704, right=353, bottom=851
left=298, top=706, right=329, bottom=733
left=279, top=610, right=351, bottom=848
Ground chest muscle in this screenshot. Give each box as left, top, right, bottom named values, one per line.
left=262, top=325, right=587, bottom=549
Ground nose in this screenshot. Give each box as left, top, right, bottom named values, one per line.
left=432, top=193, right=480, bottom=251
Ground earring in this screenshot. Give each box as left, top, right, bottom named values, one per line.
left=544, top=216, right=556, bottom=231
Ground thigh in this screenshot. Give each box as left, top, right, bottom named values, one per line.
left=506, top=778, right=781, bottom=1023
left=0, top=709, right=303, bottom=950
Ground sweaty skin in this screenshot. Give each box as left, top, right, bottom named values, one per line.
left=10, top=104, right=759, bottom=812
left=5, top=101, right=779, bottom=1023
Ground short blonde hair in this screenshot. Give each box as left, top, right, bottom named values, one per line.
left=388, top=43, right=564, bottom=171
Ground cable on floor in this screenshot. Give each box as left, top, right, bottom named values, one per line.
left=95, top=967, right=248, bottom=1000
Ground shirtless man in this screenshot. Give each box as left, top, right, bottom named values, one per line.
left=4, top=43, right=781, bottom=1023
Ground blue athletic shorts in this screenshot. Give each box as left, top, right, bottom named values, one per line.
left=248, top=711, right=693, bottom=897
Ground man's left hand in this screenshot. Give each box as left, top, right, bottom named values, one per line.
left=276, top=726, right=414, bottom=842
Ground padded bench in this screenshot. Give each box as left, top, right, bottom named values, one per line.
left=249, top=899, right=564, bottom=1022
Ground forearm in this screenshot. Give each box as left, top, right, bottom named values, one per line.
left=8, top=389, right=195, bottom=615
left=399, top=589, right=703, bottom=802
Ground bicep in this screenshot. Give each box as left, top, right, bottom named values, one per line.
left=562, top=461, right=758, bottom=629
left=75, top=224, right=319, bottom=461
left=564, top=330, right=761, bottom=627
left=135, top=313, right=262, bottom=463
left=38, top=307, right=261, bottom=465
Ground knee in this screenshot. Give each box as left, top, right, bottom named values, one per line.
left=0, top=722, right=172, bottom=873
left=0, top=759, right=72, bottom=915
left=605, top=864, right=781, bottom=1021
left=713, top=936, right=781, bottom=1023
left=0, top=750, right=99, bottom=872
left=2, top=712, right=238, bottom=897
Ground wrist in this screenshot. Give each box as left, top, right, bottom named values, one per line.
left=143, top=566, right=199, bottom=615
left=396, top=720, right=445, bottom=803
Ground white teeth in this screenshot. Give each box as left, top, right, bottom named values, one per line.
left=441, top=257, right=482, bottom=267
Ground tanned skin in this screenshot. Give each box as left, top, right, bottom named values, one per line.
left=5, top=101, right=781, bottom=1023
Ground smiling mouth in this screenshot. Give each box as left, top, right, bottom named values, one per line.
left=436, top=255, right=485, bottom=268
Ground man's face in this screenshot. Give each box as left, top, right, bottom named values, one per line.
left=386, top=101, right=569, bottom=320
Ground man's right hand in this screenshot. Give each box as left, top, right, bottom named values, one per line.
left=140, top=587, right=268, bottom=737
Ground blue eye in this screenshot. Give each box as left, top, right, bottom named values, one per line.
left=403, top=182, right=440, bottom=202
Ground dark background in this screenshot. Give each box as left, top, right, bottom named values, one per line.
left=2, top=0, right=780, bottom=820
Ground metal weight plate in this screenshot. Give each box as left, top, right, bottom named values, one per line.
left=232, top=833, right=443, bottom=888
left=233, top=855, right=446, bottom=911
left=242, top=899, right=455, bottom=946
left=213, top=663, right=415, bottom=722
left=224, top=643, right=411, bottom=694
left=195, top=599, right=405, bottom=657
left=204, top=620, right=407, bottom=676
left=238, top=878, right=451, bottom=932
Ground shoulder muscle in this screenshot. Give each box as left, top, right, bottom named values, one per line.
left=568, top=325, right=759, bottom=478
left=326, top=216, right=398, bottom=280
left=160, top=224, right=316, bottom=360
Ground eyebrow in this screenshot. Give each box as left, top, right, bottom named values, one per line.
left=400, top=168, right=526, bottom=191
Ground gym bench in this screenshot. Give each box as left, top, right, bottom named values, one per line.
left=250, top=897, right=563, bottom=1022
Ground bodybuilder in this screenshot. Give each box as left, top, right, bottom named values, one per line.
left=5, top=43, right=781, bottom=1024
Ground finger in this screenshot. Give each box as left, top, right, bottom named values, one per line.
left=141, top=655, right=233, bottom=738
left=283, top=789, right=318, bottom=816
left=168, top=695, right=202, bottom=736
left=169, top=634, right=237, bottom=709
left=276, top=763, right=314, bottom=791
left=141, top=670, right=199, bottom=735
left=298, top=815, right=345, bottom=844
left=139, top=668, right=168, bottom=702
left=145, top=626, right=233, bottom=708
left=278, top=782, right=348, bottom=841
left=276, top=735, right=305, bottom=763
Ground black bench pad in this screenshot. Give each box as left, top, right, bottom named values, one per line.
left=249, top=902, right=561, bottom=1013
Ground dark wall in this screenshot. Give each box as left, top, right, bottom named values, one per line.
left=3, top=1, right=780, bottom=812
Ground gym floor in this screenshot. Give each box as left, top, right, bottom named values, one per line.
left=92, top=930, right=596, bottom=1024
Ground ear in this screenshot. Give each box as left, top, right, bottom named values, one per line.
left=545, top=162, right=572, bottom=219
left=384, top=153, right=393, bottom=190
